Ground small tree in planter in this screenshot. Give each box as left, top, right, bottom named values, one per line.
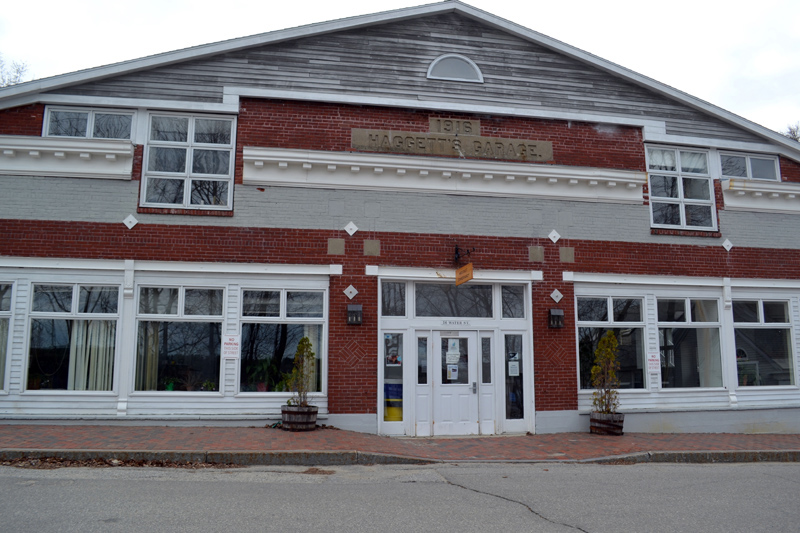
left=589, top=330, right=624, bottom=435
left=281, top=337, right=318, bottom=431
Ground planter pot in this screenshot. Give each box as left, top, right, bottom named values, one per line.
left=281, top=405, right=318, bottom=432
left=590, top=412, right=624, bottom=436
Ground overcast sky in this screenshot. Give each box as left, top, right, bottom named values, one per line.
left=1, top=0, right=797, bottom=134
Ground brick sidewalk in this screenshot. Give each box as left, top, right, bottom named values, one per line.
left=0, top=424, right=799, bottom=463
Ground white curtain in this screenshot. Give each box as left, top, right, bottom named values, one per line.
left=67, top=320, right=115, bottom=391
left=0, top=319, right=7, bottom=385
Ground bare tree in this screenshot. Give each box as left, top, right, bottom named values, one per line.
left=0, top=54, right=28, bottom=87
left=785, top=123, right=800, bottom=142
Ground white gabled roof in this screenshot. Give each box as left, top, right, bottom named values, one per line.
left=1, top=0, right=798, bottom=155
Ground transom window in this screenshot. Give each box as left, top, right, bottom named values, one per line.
left=0, top=284, right=11, bottom=389
left=733, top=300, right=793, bottom=386
left=45, top=107, right=133, bottom=140
left=239, top=289, right=324, bottom=393
left=577, top=297, right=645, bottom=389
left=135, top=286, right=224, bottom=392
left=657, top=298, right=722, bottom=388
left=647, top=147, right=716, bottom=230
left=427, top=54, right=484, bottom=83
left=142, top=114, right=235, bottom=209
left=27, top=284, right=119, bottom=391
left=382, top=282, right=526, bottom=319
left=720, top=153, right=779, bottom=181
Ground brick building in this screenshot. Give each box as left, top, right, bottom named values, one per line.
left=1, top=1, right=799, bottom=434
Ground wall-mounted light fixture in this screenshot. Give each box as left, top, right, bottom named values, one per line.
left=548, top=308, right=564, bottom=328
left=347, top=304, right=363, bottom=325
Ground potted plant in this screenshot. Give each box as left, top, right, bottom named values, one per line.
left=589, top=330, right=624, bottom=435
left=280, top=337, right=318, bottom=431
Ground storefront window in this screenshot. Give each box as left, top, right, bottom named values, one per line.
left=384, top=333, right=403, bottom=421
left=657, top=298, right=722, bottom=388
left=734, top=300, right=794, bottom=386
left=505, top=334, right=523, bottom=419
left=0, top=284, right=10, bottom=388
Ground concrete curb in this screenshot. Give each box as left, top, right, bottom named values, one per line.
left=587, top=450, right=800, bottom=464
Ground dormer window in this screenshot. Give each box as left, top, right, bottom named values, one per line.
left=427, top=54, right=483, bottom=83
left=720, top=153, right=779, bottom=181
left=45, top=107, right=133, bottom=140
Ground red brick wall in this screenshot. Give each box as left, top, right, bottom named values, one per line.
left=781, top=156, right=800, bottom=183
left=234, top=99, right=646, bottom=184
left=0, top=104, right=45, bottom=136
left=4, top=219, right=800, bottom=412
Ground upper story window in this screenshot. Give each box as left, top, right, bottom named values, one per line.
left=142, top=114, right=235, bottom=210
left=720, top=152, right=779, bottom=181
left=427, top=54, right=484, bottom=83
left=45, top=107, right=133, bottom=140
left=647, top=146, right=716, bottom=231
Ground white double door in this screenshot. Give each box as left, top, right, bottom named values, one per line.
left=431, top=331, right=492, bottom=436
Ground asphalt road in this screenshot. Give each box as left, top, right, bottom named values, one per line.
left=0, top=462, right=797, bottom=532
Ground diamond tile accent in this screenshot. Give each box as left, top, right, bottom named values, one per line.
left=344, top=285, right=359, bottom=300
left=344, top=221, right=358, bottom=236
left=123, top=214, right=138, bottom=229
left=550, top=289, right=563, bottom=303
left=548, top=229, right=561, bottom=243
left=722, top=239, right=733, bottom=251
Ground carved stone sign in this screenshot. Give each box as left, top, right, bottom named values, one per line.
left=351, top=128, right=553, bottom=162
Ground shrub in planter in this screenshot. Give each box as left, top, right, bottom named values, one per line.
left=590, top=330, right=624, bottom=435
left=281, top=336, right=318, bottom=431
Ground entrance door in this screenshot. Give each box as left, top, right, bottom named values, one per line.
left=432, top=331, right=479, bottom=435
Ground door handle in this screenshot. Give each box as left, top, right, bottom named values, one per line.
left=472, top=382, right=477, bottom=394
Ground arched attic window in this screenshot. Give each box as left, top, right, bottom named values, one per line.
left=427, top=54, right=484, bottom=83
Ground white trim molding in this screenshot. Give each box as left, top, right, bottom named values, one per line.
left=0, top=135, right=134, bottom=180
left=564, top=271, right=800, bottom=290
left=366, top=265, right=543, bottom=282
left=722, top=178, right=800, bottom=214
left=243, top=147, right=646, bottom=203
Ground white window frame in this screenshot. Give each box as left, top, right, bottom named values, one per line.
left=732, top=298, right=794, bottom=387
left=26, top=283, right=121, bottom=393
left=427, top=53, right=484, bottom=83
left=44, top=106, right=134, bottom=140
left=720, top=152, right=780, bottom=181
left=647, top=145, right=717, bottom=231
left=141, top=113, right=236, bottom=210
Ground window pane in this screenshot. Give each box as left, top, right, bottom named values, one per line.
left=93, top=113, right=132, bottom=139
left=148, top=147, right=187, bottom=173
left=652, top=203, right=681, bottom=225
left=415, top=283, right=493, bottom=317
left=49, top=111, right=88, bottom=137
left=441, top=337, right=468, bottom=385
left=648, top=148, right=676, bottom=171
left=680, top=151, right=708, bottom=174
left=184, top=289, right=223, bottom=316
left=658, top=299, right=686, bottom=322
left=0, top=284, right=12, bottom=312
left=381, top=282, right=406, bottom=317
left=721, top=155, right=747, bottom=177
left=138, top=287, right=179, bottom=315
left=735, top=329, right=793, bottom=386
left=150, top=116, right=188, bottom=142
left=659, top=327, right=722, bottom=388
left=0, top=318, right=6, bottom=386
left=32, top=285, right=72, bottom=313
left=194, top=119, right=232, bottom=144
left=430, top=56, right=480, bottom=80
left=684, top=205, right=712, bottom=227
left=417, top=337, right=428, bottom=385
left=78, top=286, right=118, bottom=314
left=577, top=298, right=608, bottom=322
left=683, top=178, right=710, bottom=200
left=28, top=319, right=115, bottom=391
left=579, top=327, right=645, bottom=389
left=763, top=301, right=789, bottom=323
left=192, top=149, right=230, bottom=175
left=242, top=290, right=280, bottom=317
left=135, top=321, right=220, bottom=391
left=750, top=158, right=777, bottom=180
left=190, top=180, right=228, bottom=206
left=383, top=333, right=403, bottom=421
left=481, top=337, right=492, bottom=384
left=286, top=292, right=323, bottom=318
left=613, top=298, right=641, bottom=322
left=505, top=335, right=523, bottom=419
left=649, top=175, right=678, bottom=198
left=690, top=300, right=718, bottom=322
left=146, top=178, right=184, bottom=204
left=501, top=285, right=525, bottom=318
left=733, top=301, right=759, bottom=323
left=240, top=323, right=321, bottom=392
